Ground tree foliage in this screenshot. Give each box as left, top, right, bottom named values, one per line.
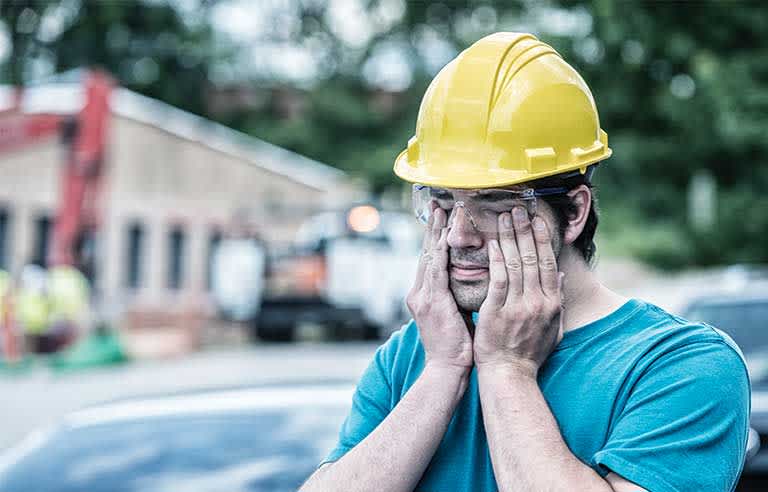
left=1, top=0, right=766, bottom=268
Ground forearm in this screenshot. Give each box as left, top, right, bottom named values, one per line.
left=301, top=363, right=470, bottom=492
left=477, top=364, right=612, bottom=492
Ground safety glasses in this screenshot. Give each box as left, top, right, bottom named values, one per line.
left=412, top=184, right=568, bottom=233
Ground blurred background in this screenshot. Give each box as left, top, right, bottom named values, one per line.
left=0, top=1, right=766, bottom=491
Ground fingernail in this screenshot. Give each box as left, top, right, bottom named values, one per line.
left=513, top=207, right=526, bottom=221
left=502, top=213, right=512, bottom=228
left=534, top=217, right=545, bottom=230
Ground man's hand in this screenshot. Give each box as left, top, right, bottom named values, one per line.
left=473, top=206, right=563, bottom=376
left=406, top=206, right=474, bottom=372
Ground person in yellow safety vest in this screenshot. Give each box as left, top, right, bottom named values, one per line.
left=18, top=264, right=52, bottom=353
left=47, top=264, right=90, bottom=349
left=0, top=269, right=10, bottom=356
left=301, top=33, right=749, bottom=492
left=0, top=269, right=9, bottom=321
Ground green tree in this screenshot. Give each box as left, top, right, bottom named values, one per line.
left=3, top=0, right=766, bottom=268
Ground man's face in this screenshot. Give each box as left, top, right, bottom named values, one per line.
left=444, top=191, right=563, bottom=312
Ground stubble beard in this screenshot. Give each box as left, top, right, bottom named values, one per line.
left=448, top=232, right=563, bottom=313
left=449, top=277, right=487, bottom=313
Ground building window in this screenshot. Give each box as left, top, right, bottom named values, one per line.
left=33, top=215, right=51, bottom=266
left=0, top=208, right=9, bottom=270
left=206, top=229, right=222, bottom=291
left=125, top=222, right=144, bottom=289
left=167, top=225, right=186, bottom=290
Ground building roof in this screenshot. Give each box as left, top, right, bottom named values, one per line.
left=0, top=75, right=351, bottom=193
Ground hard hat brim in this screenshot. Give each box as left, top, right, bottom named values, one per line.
left=393, top=147, right=612, bottom=189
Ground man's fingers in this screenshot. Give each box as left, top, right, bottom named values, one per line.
left=498, top=212, right=522, bottom=299
left=430, top=207, right=446, bottom=250
left=426, top=227, right=450, bottom=295
left=483, top=239, right=507, bottom=308
left=532, top=216, right=559, bottom=297
left=412, top=207, right=436, bottom=291
left=512, top=206, right=540, bottom=294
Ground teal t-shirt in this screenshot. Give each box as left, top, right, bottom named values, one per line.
left=323, top=299, right=751, bottom=492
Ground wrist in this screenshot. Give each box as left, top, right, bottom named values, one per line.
left=423, top=360, right=471, bottom=400
left=476, top=359, right=539, bottom=381
left=424, top=359, right=472, bottom=379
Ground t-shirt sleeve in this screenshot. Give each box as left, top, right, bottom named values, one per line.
left=319, top=337, right=395, bottom=466
left=592, top=340, right=751, bottom=492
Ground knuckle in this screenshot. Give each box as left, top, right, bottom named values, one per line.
left=515, top=221, right=532, bottom=234
left=491, top=279, right=507, bottom=291
left=521, top=253, right=538, bottom=266
left=539, top=257, right=557, bottom=272
left=505, top=258, right=523, bottom=272
left=429, top=263, right=443, bottom=280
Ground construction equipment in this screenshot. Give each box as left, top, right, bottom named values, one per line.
left=0, top=70, right=111, bottom=279
left=0, top=71, right=111, bottom=357
left=253, top=205, right=421, bottom=342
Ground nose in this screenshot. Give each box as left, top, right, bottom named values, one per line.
left=446, top=205, right=484, bottom=250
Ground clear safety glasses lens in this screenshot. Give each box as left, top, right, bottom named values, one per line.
left=412, top=185, right=540, bottom=233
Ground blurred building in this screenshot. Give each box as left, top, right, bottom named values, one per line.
left=0, top=72, right=361, bottom=342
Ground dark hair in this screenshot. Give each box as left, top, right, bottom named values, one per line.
left=530, top=167, right=599, bottom=265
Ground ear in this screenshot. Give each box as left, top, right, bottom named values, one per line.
left=563, top=185, right=591, bottom=246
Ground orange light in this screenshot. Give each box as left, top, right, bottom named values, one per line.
left=347, top=205, right=380, bottom=233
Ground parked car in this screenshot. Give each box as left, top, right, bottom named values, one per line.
left=0, top=373, right=760, bottom=492
left=682, top=292, right=768, bottom=489
left=0, top=383, right=354, bottom=492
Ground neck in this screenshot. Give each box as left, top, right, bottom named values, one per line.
left=558, top=247, right=628, bottom=333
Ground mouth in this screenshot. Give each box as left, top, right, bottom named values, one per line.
left=450, top=263, right=488, bottom=281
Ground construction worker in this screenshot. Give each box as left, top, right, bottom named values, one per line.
left=301, top=33, right=749, bottom=492
left=18, top=263, right=52, bottom=353
left=47, top=264, right=90, bottom=350
left=0, top=269, right=16, bottom=361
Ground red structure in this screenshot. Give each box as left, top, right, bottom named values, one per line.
left=50, top=70, right=113, bottom=270
left=0, top=70, right=113, bottom=272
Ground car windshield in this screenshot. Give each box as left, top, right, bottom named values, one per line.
left=0, top=407, right=348, bottom=492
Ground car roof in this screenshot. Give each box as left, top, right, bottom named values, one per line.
left=683, top=292, right=768, bottom=310
left=63, top=383, right=356, bottom=429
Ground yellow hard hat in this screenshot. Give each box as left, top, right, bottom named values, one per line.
left=394, top=32, right=612, bottom=189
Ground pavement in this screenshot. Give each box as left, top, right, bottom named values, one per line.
left=0, top=342, right=380, bottom=452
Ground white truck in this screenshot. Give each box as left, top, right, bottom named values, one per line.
left=253, top=205, right=421, bottom=342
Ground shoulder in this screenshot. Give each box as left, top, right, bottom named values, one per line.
left=628, top=299, right=749, bottom=387
left=626, top=300, right=743, bottom=356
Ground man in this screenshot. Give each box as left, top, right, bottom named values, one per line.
left=300, top=32, right=750, bottom=492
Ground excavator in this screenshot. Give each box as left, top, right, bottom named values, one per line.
left=0, top=70, right=111, bottom=360
left=0, top=69, right=112, bottom=280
